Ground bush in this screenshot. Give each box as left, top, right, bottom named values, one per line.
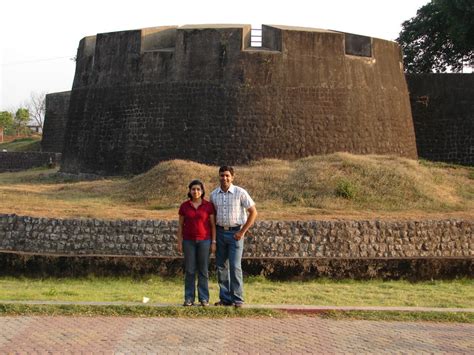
left=335, top=179, right=358, bottom=199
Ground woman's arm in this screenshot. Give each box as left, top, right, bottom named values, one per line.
left=177, top=215, right=184, bottom=253
left=209, top=214, right=216, bottom=254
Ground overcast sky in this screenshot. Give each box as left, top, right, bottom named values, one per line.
left=0, top=0, right=429, bottom=110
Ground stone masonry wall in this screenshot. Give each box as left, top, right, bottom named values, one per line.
left=62, top=80, right=415, bottom=175
left=60, top=24, right=417, bottom=175
left=41, top=92, right=70, bottom=153
left=407, top=74, right=474, bottom=166
left=0, top=152, right=61, bottom=172
left=1, top=214, right=472, bottom=259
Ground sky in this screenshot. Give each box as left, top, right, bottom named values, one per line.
left=0, top=0, right=430, bottom=110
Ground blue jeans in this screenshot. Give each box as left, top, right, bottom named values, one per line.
left=216, top=229, right=244, bottom=304
left=182, top=239, right=211, bottom=303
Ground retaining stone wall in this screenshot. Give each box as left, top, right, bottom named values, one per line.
left=0, top=214, right=472, bottom=259
left=0, top=152, right=61, bottom=172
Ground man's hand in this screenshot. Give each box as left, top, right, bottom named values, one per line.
left=176, top=241, right=182, bottom=254
left=234, top=230, right=245, bottom=241
left=210, top=243, right=216, bottom=254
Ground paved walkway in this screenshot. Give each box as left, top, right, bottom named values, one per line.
left=0, top=314, right=472, bottom=354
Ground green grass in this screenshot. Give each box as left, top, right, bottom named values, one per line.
left=0, top=275, right=471, bottom=322
left=319, top=310, right=474, bottom=323
left=0, top=276, right=472, bottom=309
left=0, top=303, right=282, bottom=318
left=0, top=137, right=41, bottom=152
left=0, top=304, right=471, bottom=322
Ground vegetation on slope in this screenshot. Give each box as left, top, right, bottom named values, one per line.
left=0, top=153, right=472, bottom=220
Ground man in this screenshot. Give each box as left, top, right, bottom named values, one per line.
left=210, top=165, right=257, bottom=307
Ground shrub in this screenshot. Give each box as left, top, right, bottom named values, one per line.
left=335, top=179, right=358, bottom=199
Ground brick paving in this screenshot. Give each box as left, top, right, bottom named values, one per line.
left=0, top=316, right=472, bottom=354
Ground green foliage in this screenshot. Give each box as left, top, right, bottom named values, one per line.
left=397, top=0, right=474, bottom=73
left=335, top=179, right=358, bottom=199
left=0, top=111, right=14, bottom=130
left=15, top=108, right=30, bottom=126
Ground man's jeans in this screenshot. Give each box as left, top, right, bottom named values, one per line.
left=216, top=229, right=244, bottom=304
left=182, top=239, right=211, bottom=303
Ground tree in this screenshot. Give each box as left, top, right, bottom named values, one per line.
left=14, top=108, right=30, bottom=135
left=0, top=111, right=14, bottom=130
left=397, top=0, right=474, bottom=73
left=26, top=91, right=46, bottom=128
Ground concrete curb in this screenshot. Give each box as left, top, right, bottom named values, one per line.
left=1, top=300, right=473, bottom=314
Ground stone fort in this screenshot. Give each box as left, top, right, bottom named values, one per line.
left=41, top=24, right=472, bottom=175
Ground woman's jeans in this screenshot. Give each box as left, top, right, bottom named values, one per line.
left=182, top=239, right=211, bottom=303
left=216, top=229, right=244, bottom=304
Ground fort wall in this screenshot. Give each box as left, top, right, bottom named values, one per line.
left=41, top=91, right=70, bottom=153
left=59, top=24, right=417, bottom=175
left=407, top=74, right=474, bottom=166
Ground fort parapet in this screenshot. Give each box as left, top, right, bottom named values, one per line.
left=58, top=24, right=418, bottom=175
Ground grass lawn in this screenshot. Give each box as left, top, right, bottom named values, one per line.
left=1, top=276, right=472, bottom=322
left=0, top=136, right=41, bottom=152
left=0, top=276, right=472, bottom=308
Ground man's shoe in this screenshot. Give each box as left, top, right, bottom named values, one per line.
left=183, top=301, right=194, bottom=307
left=200, top=300, right=210, bottom=307
left=214, top=300, right=233, bottom=306
left=234, top=301, right=244, bottom=308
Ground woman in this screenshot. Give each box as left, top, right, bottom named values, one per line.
left=177, top=179, right=216, bottom=306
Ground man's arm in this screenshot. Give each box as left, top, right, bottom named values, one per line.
left=234, top=205, right=257, bottom=241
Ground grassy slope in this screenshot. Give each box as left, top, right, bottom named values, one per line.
left=0, top=153, right=472, bottom=220
left=0, top=137, right=41, bottom=152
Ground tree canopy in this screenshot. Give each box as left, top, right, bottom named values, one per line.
left=0, top=111, right=14, bottom=129
left=397, top=0, right=474, bottom=73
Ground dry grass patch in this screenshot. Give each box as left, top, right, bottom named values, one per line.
left=0, top=153, right=472, bottom=220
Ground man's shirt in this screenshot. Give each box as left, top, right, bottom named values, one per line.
left=210, top=184, right=255, bottom=227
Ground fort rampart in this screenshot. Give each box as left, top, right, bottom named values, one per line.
left=58, top=24, right=417, bottom=175
left=407, top=74, right=474, bottom=166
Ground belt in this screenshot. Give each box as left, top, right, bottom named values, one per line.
left=216, top=225, right=241, bottom=231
